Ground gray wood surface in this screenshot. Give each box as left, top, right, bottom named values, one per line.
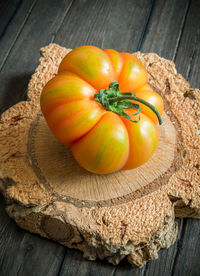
left=0, top=0, right=199, bottom=275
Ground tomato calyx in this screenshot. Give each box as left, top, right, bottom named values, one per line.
left=94, top=81, right=163, bottom=124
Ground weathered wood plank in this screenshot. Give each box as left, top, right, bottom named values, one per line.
left=0, top=195, right=25, bottom=275
left=0, top=0, right=73, bottom=114
left=58, top=249, right=116, bottom=276
left=10, top=234, right=65, bottom=276
left=0, top=0, right=37, bottom=71
left=0, top=194, right=66, bottom=276
left=113, top=260, right=145, bottom=276
left=172, top=219, right=200, bottom=276
left=140, top=0, right=190, bottom=59
left=174, top=0, right=200, bottom=88
left=55, top=0, right=153, bottom=51
left=0, top=0, right=21, bottom=36
left=142, top=220, right=183, bottom=276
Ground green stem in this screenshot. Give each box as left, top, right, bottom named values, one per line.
left=94, top=81, right=163, bottom=125
left=110, top=95, right=162, bottom=125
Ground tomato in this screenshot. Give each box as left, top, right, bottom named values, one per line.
left=121, top=111, right=158, bottom=169
left=134, top=84, right=164, bottom=124
left=40, top=46, right=163, bottom=174
left=71, top=112, right=130, bottom=174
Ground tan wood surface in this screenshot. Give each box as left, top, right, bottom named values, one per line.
left=29, top=111, right=176, bottom=205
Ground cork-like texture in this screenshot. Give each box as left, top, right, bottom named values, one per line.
left=134, top=52, right=200, bottom=219
left=0, top=44, right=199, bottom=267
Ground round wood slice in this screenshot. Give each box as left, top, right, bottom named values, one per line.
left=0, top=44, right=199, bottom=267
left=28, top=111, right=176, bottom=207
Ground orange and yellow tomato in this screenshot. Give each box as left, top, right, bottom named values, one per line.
left=40, top=46, right=163, bottom=174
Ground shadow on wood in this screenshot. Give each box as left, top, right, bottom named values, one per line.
left=0, top=74, right=30, bottom=115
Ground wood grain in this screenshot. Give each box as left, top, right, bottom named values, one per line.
left=0, top=0, right=36, bottom=72
left=0, top=194, right=65, bottom=276
left=0, top=0, right=73, bottom=114
left=175, top=0, right=200, bottom=88
left=55, top=0, right=153, bottom=51
left=141, top=0, right=190, bottom=59
left=142, top=219, right=183, bottom=276
left=0, top=0, right=22, bottom=40
left=58, top=249, right=116, bottom=276
left=28, top=112, right=176, bottom=205
left=172, top=219, right=200, bottom=276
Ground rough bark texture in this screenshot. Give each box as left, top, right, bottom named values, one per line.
left=0, top=44, right=199, bottom=267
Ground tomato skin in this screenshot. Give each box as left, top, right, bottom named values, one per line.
left=134, top=84, right=164, bottom=124
left=121, top=111, right=158, bottom=169
left=104, top=49, right=123, bottom=79
left=41, top=73, right=97, bottom=116
left=46, top=100, right=105, bottom=146
left=40, top=46, right=164, bottom=174
left=118, top=53, right=148, bottom=92
left=58, top=46, right=116, bottom=90
left=71, top=112, right=129, bottom=174
left=41, top=73, right=105, bottom=146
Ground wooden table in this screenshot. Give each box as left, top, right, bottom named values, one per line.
left=0, top=0, right=199, bottom=275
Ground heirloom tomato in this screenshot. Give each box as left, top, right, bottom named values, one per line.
left=40, top=46, right=163, bottom=174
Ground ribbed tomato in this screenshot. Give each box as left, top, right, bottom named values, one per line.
left=40, top=46, right=163, bottom=174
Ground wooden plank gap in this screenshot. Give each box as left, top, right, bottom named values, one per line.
left=15, top=234, right=29, bottom=276
left=174, top=0, right=200, bottom=87
left=137, top=0, right=156, bottom=51
left=57, top=248, right=68, bottom=276
left=143, top=261, right=150, bottom=275
left=173, top=0, right=191, bottom=62
left=111, top=263, right=118, bottom=276
left=170, top=219, right=200, bottom=275
left=113, top=259, right=146, bottom=276
left=171, top=219, right=187, bottom=276
left=0, top=0, right=38, bottom=73
left=186, top=46, right=197, bottom=81
left=0, top=0, right=22, bottom=40
left=84, top=0, right=106, bottom=46
left=51, top=0, right=75, bottom=43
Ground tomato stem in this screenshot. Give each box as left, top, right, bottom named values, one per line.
left=110, top=95, right=162, bottom=125
left=94, top=81, right=162, bottom=125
